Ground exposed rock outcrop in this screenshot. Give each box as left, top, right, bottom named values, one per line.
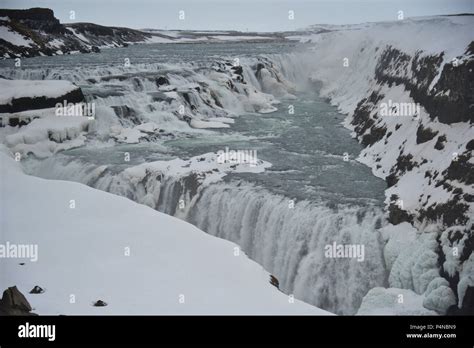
left=304, top=16, right=473, bottom=315
left=0, top=8, right=152, bottom=58
left=0, top=88, right=85, bottom=114
left=0, top=286, right=37, bottom=315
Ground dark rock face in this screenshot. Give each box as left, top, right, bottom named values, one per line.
left=416, top=124, right=438, bottom=144
left=447, top=286, right=474, bottom=315
left=429, top=58, right=474, bottom=124
left=0, top=7, right=152, bottom=58
left=347, top=37, right=473, bottom=315
left=66, top=22, right=152, bottom=47
left=0, top=88, right=85, bottom=113
left=0, top=8, right=63, bottom=34
left=351, top=92, right=383, bottom=138
left=0, top=286, right=37, bottom=316
left=269, top=275, right=280, bottom=289
left=375, top=44, right=474, bottom=124
left=444, top=153, right=474, bottom=185
left=231, top=65, right=244, bottom=82
left=387, top=203, right=412, bottom=225
left=361, top=125, right=387, bottom=147
left=419, top=198, right=469, bottom=226
left=395, top=154, right=417, bottom=173
left=0, top=8, right=56, bottom=22
left=434, top=135, right=447, bottom=150
left=352, top=41, right=473, bottom=230
left=155, top=76, right=170, bottom=87
left=111, top=105, right=142, bottom=126
left=466, top=139, right=474, bottom=151
left=385, top=173, right=399, bottom=188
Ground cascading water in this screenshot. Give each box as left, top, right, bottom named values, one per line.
left=24, top=152, right=387, bottom=314
left=186, top=183, right=387, bottom=314
left=9, top=42, right=389, bottom=314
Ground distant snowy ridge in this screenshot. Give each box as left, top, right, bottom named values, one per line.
left=291, top=15, right=473, bottom=315
left=0, top=8, right=283, bottom=58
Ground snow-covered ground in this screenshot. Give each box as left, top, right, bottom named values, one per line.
left=0, top=146, right=330, bottom=315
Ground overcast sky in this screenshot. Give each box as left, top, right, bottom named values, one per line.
left=1, top=0, right=472, bottom=31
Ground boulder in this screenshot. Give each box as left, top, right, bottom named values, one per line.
left=0, top=286, right=37, bottom=315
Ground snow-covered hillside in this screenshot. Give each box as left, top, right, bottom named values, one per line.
left=290, top=15, right=473, bottom=315
left=0, top=146, right=329, bottom=315
left=0, top=8, right=151, bottom=57
left=0, top=8, right=283, bottom=58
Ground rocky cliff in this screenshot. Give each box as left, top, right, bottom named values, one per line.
left=0, top=7, right=153, bottom=58
left=299, top=15, right=473, bottom=314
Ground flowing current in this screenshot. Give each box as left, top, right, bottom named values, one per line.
left=1, top=42, right=389, bottom=314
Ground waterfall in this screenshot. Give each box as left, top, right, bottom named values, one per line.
left=24, top=154, right=387, bottom=314
left=13, top=48, right=389, bottom=314
left=186, top=183, right=387, bottom=314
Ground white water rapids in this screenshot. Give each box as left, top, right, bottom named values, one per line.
left=5, top=42, right=389, bottom=314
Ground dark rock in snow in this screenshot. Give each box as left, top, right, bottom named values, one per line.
left=466, top=139, right=474, bottom=151
left=29, top=286, right=45, bottom=294
left=0, top=87, right=85, bottom=113
left=361, top=125, right=387, bottom=146
left=269, top=275, right=280, bottom=289
left=395, top=154, right=417, bottom=173
left=447, top=286, right=474, bottom=315
left=418, top=198, right=469, bottom=226
left=93, top=300, right=108, bottom=307
left=385, top=173, right=399, bottom=188
left=445, top=153, right=474, bottom=185
left=416, top=124, right=438, bottom=144
left=155, top=76, right=170, bottom=87
left=463, top=193, right=474, bottom=202
left=0, top=286, right=37, bottom=315
left=388, top=202, right=412, bottom=225
left=375, top=44, right=474, bottom=124
left=434, top=135, right=447, bottom=150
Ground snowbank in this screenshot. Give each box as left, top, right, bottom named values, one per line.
left=357, top=287, right=436, bottom=315
left=3, top=115, right=91, bottom=158
left=0, top=148, right=330, bottom=315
